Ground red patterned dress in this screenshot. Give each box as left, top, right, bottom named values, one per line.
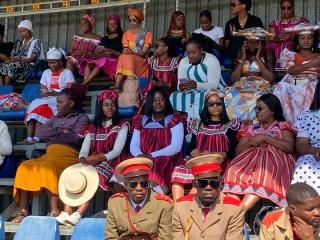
left=79, top=120, right=129, bottom=190
left=131, top=114, right=184, bottom=192
left=171, top=118, right=240, bottom=184
left=144, top=56, right=180, bottom=95
left=222, top=121, right=296, bottom=207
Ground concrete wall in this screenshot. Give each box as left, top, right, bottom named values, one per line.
left=1, top=0, right=319, bottom=54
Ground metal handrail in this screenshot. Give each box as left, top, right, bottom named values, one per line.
left=0, top=0, right=150, bottom=18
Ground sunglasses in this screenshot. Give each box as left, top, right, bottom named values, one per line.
left=195, top=179, right=221, bottom=189
left=281, top=6, right=293, bottom=10
left=206, top=101, right=223, bottom=107
left=128, top=180, right=149, bottom=189
left=154, top=44, right=166, bottom=49
left=230, top=2, right=242, bottom=8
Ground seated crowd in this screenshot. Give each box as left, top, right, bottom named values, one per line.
left=0, top=0, right=320, bottom=239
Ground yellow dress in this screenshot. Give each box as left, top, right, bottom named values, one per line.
left=13, top=144, right=78, bottom=203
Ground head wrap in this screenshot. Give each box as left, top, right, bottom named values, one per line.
left=82, top=14, right=96, bottom=28
left=107, top=15, right=121, bottom=25
left=205, top=90, right=226, bottom=101
left=47, top=47, right=66, bottom=60
left=98, top=90, right=119, bottom=103
left=284, top=23, right=320, bottom=35
left=128, top=8, right=144, bottom=22
left=18, top=20, right=33, bottom=32
left=0, top=24, right=4, bottom=37
left=233, top=27, right=274, bottom=40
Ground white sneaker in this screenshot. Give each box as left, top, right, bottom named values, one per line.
left=65, top=211, right=82, bottom=226
left=55, top=211, right=70, bottom=225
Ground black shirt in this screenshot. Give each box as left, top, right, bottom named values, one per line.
left=225, top=13, right=264, bottom=61
left=100, top=34, right=123, bottom=53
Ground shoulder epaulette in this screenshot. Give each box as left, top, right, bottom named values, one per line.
left=177, top=194, right=194, bottom=203
left=262, top=209, right=283, bottom=228
left=155, top=193, right=173, bottom=204
left=110, top=192, right=126, bottom=199
left=223, top=196, right=241, bottom=206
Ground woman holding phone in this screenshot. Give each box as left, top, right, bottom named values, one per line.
left=224, top=28, right=274, bottom=121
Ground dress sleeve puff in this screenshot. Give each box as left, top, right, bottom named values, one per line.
left=228, top=117, right=241, bottom=131
left=236, top=123, right=253, bottom=139
left=279, top=48, right=296, bottom=70
left=78, top=123, right=94, bottom=138
left=132, top=114, right=144, bottom=131
left=167, top=114, right=184, bottom=129
left=143, top=32, right=153, bottom=48
left=294, top=110, right=311, bottom=138
left=278, top=121, right=296, bottom=134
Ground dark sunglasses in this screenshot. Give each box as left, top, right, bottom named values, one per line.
left=128, top=180, right=149, bottom=189
left=195, top=179, right=221, bottom=189
left=230, top=2, right=242, bottom=8
left=206, top=101, right=223, bottom=107
left=281, top=6, right=293, bottom=10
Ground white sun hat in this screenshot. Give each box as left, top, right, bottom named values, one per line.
left=58, top=163, right=99, bottom=207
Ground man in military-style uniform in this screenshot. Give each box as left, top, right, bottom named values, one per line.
left=260, top=182, right=320, bottom=240
left=172, top=154, right=245, bottom=240
left=105, top=157, right=173, bottom=240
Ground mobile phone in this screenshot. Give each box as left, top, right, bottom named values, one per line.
left=180, top=78, right=188, bottom=83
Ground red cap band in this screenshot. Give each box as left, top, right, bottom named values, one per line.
left=191, top=162, right=221, bottom=175
left=122, top=164, right=151, bottom=175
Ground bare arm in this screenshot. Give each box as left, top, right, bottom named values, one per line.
left=288, top=56, right=320, bottom=75
left=296, top=137, right=320, bottom=156
left=231, top=62, right=244, bottom=84
left=256, top=56, right=274, bottom=83
left=235, top=136, right=251, bottom=155
left=263, top=130, right=295, bottom=154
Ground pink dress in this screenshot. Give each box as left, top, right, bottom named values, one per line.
left=267, top=17, right=308, bottom=60
left=222, top=121, right=296, bottom=207
left=66, top=35, right=100, bottom=73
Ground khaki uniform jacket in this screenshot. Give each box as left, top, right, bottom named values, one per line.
left=259, top=207, right=295, bottom=240
left=259, top=207, right=320, bottom=240
left=105, top=190, right=173, bottom=240
left=172, top=193, right=245, bottom=240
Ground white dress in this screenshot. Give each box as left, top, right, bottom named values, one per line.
left=291, top=110, right=320, bottom=194
left=25, top=69, right=75, bottom=124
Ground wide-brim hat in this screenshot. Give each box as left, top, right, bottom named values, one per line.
left=115, top=157, right=153, bottom=178
left=59, top=163, right=99, bottom=207
left=284, top=23, right=320, bottom=35
left=233, top=27, right=274, bottom=40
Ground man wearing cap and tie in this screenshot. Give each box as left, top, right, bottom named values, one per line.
left=105, top=157, right=173, bottom=240
left=172, top=154, right=245, bottom=240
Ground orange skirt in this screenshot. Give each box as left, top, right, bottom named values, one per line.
left=13, top=144, right=78, bottom=203
left=116, top=53, right=148, bottom=77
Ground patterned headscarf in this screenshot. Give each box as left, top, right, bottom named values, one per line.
left=82, top=14, right=96, bottom=28
left=107, top=15, right=121, bottom=24
left=128, top=8, right=144, bottom=22
left=98, top=90, right=119, bottom=103
left=205, top=90, right=226, bottom=101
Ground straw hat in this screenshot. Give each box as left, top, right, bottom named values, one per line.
left=58, top=163, right=99, bottom=207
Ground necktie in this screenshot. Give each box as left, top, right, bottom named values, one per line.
left=135, top=205, right=141, bottom=213
left=202, top=207, right=210, bottom=219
